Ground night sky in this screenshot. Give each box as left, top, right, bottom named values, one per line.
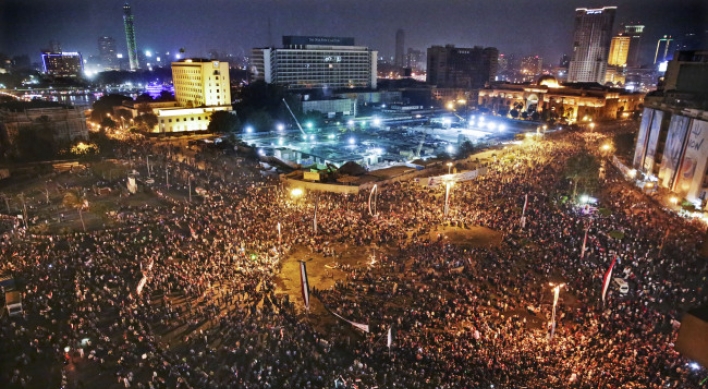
left=2, top=0, right=706, bottom=66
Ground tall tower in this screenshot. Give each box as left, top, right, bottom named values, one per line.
left=123, top=3, right=139, bottom=71
left=622, top=23, right=644, bottom=68
left=395, top=29, right=405, bottom=67
left=568, top=6, right=616, bottom=83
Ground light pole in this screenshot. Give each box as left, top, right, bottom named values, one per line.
left=188, top=175, right=192, bottom=203
left=447, top=162, right=453, bottom=175
left=444, top=181, right=452, bottom=217
left=548, top=282, right=565, bottom=340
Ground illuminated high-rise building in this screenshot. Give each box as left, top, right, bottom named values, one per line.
left=171, top=59, right=231, bottom=108
left=395, top=29, right=405, bottom=68
left=608, top=35, right=630, bottom=66
left=568, top=6, right=616, bottom=83
left=123, top=3, right=139, bottom=71
left=654, top=35, right=674, bottom=64
left=98, top=36, right=118, bottom=70
left=41, top=51, right=83, bottom=77
left=622, top=23, right=644, bottom=68
left=426, top=45, right=499, bottom=88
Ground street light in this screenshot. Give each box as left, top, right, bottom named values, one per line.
left=447, top=162, right=453, bottom=174
left=670, top=197, right=679, bottom=206
left=290, top=188, right=304, bottom=198
left=444, top=181, right=453, bottom=217
left=548, top=282, right=565, bottom=340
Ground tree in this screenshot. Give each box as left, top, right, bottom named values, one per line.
left=134, top=113, right=158, bottom=131
left=564, top=151, right=601, bottom=200
left=101, top=117, right=118, bottom=130
left=207, top=111, right=241, bottom=133
left=91, top=94, right=132, bottom=122
left=457, top=140, right=477, bottom=159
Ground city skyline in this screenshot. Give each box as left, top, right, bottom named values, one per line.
left=1, top=0, right=706, bottom=67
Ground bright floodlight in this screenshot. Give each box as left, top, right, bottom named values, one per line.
left=446, top=145, right=454, bottom=153
left=347, top=120, right=354, bottom=127
left=278, top=137, right=284, bottom=145
left=689, top=362, right=700, bottom=371
left=442, top=118, right=452, bottom=125
left=580, top=195, right=589, bottom=203
left=290, top=188, right=304, bottom=197
left=498, top=124, right=506, bottom=132
left=479, top=116, right=485, bottom=123
left=309, top=134, right=315, bottom=140
left=487, top=122, right=497, bottom=130
left=349, top=137, right=356, bottom=145
left=258, top=149, right=265, bottom=156
left=373, top=118, right=382, bottom=126
left=277, top=123, right=285, bottom=131
left=306, top=122, right=313, bottom=129
left=245, top=126, right=254, bottom=133
left=145, top=50, right=152, bottom=57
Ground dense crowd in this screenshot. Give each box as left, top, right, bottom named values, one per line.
left=1, top=132, right=707, bottom=388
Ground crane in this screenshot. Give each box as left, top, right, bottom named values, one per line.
left=282, top=98, right=307, bottom=137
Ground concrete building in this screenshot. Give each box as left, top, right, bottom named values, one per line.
left=301, top=97, right=357, bottom=119
left=251, top=36, right=378, bottom=90
left=41, top=52, right=83, bottom=77
left=171, top=59, right=231, bottom=108
left=426, top=45, right=499, bottom=88
left=568, top=6, right=616, bottom=83
left=123, top=3, right=139, bottom=71
left=0, top=106, right=88, bottom=147
left=634, top=50, right=708, bottom=206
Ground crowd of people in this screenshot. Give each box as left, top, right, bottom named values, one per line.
left=1, top=131, right=707, bottom=388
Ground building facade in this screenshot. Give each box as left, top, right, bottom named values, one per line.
left=251, top=36, right=378, bottom=90
left=123, top=3, right=139, bottom=71
left=426, top=45, right=499, bottom=88
left=477, top=77, right=644, bottom=122
left=41, top=52, right=83, bottom=77
left=633, top=50, right=708, bottom=206
left=608, top=35, right=630, bottom=66
left=0, top=106, right=88, bottom=147
left=171, top=59, right=231, bottom=108
left=568, top=6, right=616, bottom=83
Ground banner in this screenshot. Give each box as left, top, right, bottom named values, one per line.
left=426, top=167, right=485, bottom=188
left=329, top=309, right=370, bottom=332
left=643, top=111, right=664, bottom=173
left=674, top=119, right=708, bottom=200
left=368, top=184, right=378, bottom=216
left=633, top=108, right=654, bottom=168
left=601, top=257, right=617, bottom=305
left=659, top=115, right=691, bottom=188
left=300, top=261, right=310, bottom=311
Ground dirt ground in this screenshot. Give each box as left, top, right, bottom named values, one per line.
left=275, top=225, right=503, bottom=333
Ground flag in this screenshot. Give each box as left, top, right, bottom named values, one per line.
left=313, top=195, right=318, bottom=235
left=580, top=228, right=588, bottom=258
left=387, top=327, right=392, bottom=349
left=329, top=309, right=369, bottom=332
left=300, top=261, right=310, bottom=311
left=601, top=256, right=617, bottom=305
left=369, top=184, right=378, bottom=216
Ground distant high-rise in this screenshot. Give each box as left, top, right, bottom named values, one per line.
left=560, top=54, right=570, bottom=68
left=123, top=3, right=139, bottom=71
left=41, top=51, right=83, bottom=77
left=622, top=23, right=644, bottom=68
left=568, top=6, right=616, bottom=83
left=98, top=36, right=118, bottom=70
left=608, top=35, right=630, bottom=66
left=406, top=48, right=425, bottom=71
left=395, top=29, right=405, bottom=68
left=426, top=45, right=499, bottom=88
left=654, top=35, right=674, bottom=64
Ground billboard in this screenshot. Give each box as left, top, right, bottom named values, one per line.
left=643, top=111, right=664, bottom=174
left=674, top=119, right=708, bottom=200
left=659, top=115, right=691, bottom=189
left=633, top=108, right=654, bottom=168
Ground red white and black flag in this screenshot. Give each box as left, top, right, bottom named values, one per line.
left=601, top=256, right=617, bottom=305
left=300, top=261, right=310, bottom=311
